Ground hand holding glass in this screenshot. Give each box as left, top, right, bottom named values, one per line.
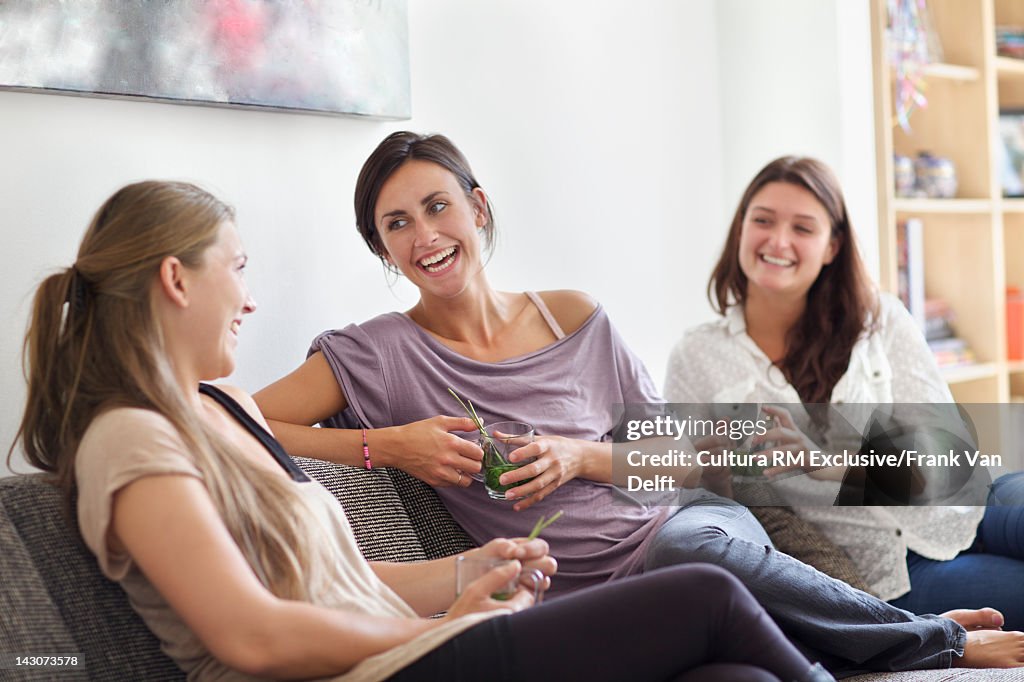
left=472, top=421, right=536, bottom=500
left=455, top=556, right=544, bottom=603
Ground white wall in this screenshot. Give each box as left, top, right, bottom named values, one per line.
left=2, top=1, right=877, bottom=475
left=1, top=0, right=729, bottom=474
left=715, top=0, right=879, bottom=278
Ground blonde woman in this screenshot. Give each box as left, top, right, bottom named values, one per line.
left=12, top=180, right=832, bottom=682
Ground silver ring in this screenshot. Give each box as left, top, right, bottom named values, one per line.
left=456, top=470, right=463, bottom=485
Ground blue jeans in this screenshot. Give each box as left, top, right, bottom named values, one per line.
left=889, top=472, right=1024, bottom=630
left=645, top=496, right=963, bottom=678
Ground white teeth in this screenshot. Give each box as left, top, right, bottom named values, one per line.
left=761, top=254, right=794, bottom=267
left=419, top=246, right=457, bottom=270
left=230, top=321, right=240, bottom=334
left=425, top=258, right=455, bottom=273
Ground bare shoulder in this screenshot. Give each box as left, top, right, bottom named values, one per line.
left=207, top=384, right=272, bottom=431
left=535, top=289, right=599, bottom=335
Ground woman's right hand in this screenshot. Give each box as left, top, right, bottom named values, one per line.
left=443, top=560, right=537, bottom=620
left=389, top=416, right=484, bottom=487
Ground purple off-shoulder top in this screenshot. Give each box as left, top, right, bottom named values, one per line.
left=310, top=305, right=670, bottom=594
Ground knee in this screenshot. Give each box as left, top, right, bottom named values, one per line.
left=646, top=523, right=731, bottom=570
left=646, top=563, right=749, bottom=605
left=990, top=471, right=1024, bottom=505
left=678, top=563, right=746, bottom=596
left=647, top=564, right=765, bottom=637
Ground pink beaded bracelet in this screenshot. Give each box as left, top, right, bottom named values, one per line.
left=361, top=428, right=372, bottom=470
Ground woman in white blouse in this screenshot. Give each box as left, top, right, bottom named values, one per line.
left=665, top=156, right=1024, bottom=630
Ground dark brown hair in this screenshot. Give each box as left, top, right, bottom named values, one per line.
left=354, top=131, right=495, bottom=270
left=708, top=156, right=878, bottom=404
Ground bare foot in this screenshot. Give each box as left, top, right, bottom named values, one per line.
left=953, top=629, right=1024, bottom=668
left=942, top=607, right=1005, bottom=631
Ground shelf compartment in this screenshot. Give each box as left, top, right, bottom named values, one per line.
left=893, top=198, right=993, bottom=214
left=930, top=0, right=988, bottom=68
left=996, top=56, right=1024, bottom=79
left=923, top=62, right=983, bottom=81
left=996, top=57, right=1024, bottom=108
left=1003, top=216, right=1024, bottom=341
left=942, top=362, right=1000, bottom=385
left=949, top=372, right=1003, bottom=404
left=919, top=214, right=1001, bottom=365
left=890, top=75, right=993, bottom=199
left=891, top=63, right=981, bottom=83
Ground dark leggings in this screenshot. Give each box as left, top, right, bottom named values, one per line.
left=389, top=564, right=821, bottom=682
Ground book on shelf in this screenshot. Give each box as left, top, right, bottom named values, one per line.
left=896, top=218, right=926, bottom=331
left=923, top=298, right=957, bottom=342
left=924, top=299, right=976, bottom=369
left=929, top=338, right=976, bottom=369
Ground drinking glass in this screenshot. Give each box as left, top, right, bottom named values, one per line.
left=455, top=556, right=544, bottom=603
left=478, top=421, right=535, bottom=500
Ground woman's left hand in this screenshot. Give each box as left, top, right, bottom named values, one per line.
left=499, top=435, right=584, bottom=511
left=474, top=537, right=558, bottom=592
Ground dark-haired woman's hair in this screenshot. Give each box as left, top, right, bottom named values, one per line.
left=354, top=131, right=495, bottom=270
left=708, top=156, right=878, bottom=404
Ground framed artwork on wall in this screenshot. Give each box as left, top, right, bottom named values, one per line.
left=0, top=0, right=410, bottom=119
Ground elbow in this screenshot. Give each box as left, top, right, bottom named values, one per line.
left=208, top=631, right=278, bottom=678
left=201, top=617, right=295, bottom=678
left=210, top=628, right=355, bottom=680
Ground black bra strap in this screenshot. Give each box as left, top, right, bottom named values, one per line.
left=198, top=383, right=310, bottom=483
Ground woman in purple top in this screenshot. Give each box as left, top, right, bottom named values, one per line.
left=255, top=131, right=1022, bottom=675
left=257, top=133, right=672, bottom=596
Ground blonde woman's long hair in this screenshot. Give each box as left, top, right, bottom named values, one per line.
left=12, top=181, right=327, bottom=601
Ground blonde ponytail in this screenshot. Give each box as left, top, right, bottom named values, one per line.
left=11, top=181, right=332, bottom=602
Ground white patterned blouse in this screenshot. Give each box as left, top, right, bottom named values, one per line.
left=664, top=292, right=985, bottom=600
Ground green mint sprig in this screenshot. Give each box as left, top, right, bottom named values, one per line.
left=448, top=387, right=508, bottom=465
left=527, top=510, right=564, bottom=541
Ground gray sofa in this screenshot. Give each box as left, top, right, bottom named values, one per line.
left=1, top=458, right=1020, bottom=681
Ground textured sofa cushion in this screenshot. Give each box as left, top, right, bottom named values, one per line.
left=292, top=457, right=474, bottom=563
left=291, top=456, right=427, bottom=563
left=387, top=468, right=475, bottom=559
left=0, top=497, right=86, bottom=682
left=0, top=474, right=184, bottom=681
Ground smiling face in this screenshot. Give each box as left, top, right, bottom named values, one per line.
left=737, top=181, right=839, bottom=301
left=187, top=221, right=257, bottom=380
left=374, top=159, right=488, bottom=298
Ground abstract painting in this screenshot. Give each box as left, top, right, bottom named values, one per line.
left=0, top=0, right=410, bottom=119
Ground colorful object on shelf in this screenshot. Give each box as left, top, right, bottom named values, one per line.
left=996, top=26, right=1024, bottom=60
left=999, top=112, right=1024, bottom=197
left=1008, top=287, right=1024, bottom=361
left=914, top=151, right=957, bottom=198
left=896, top=218, right=925, bottom=330
left=894, top=154, right=917, bottom=197
left=925, top=298, right=975, bottom=369
left=887, top=0, right=943, bottom=132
